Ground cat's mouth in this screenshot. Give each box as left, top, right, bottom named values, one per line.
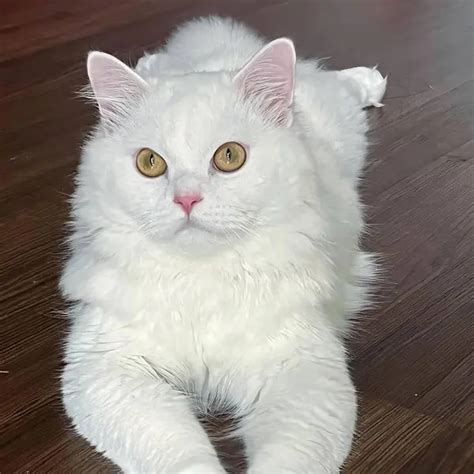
left=170, top=218, right=229, bottom=252
left=174, top=215, right=235, bottom=245
left=178, top=215, right=213, bottom=234
left=171, top=213, right=206, bottom=233
left=171, top=212, right=249, bottom=246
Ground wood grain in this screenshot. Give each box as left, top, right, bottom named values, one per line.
left=1, top=0, right=473, bottom=472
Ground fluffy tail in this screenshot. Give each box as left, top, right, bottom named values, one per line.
left=337, top=66, right=387, bottom=108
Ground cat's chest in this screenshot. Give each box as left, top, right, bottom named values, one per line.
left=121, top=274, right=311, bottom=373
left=131, top=295, right=276, bottom=365
left=90, top=258, right=321, bottom=371
left=124, top=297, right=302, bottom=406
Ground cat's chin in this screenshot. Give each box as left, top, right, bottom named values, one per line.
left=170, top=221, right=232, bottom=255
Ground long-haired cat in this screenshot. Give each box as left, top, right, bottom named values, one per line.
left=61, top=16, right=386, bottom=473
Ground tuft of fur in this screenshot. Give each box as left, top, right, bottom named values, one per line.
left=61, top=16, right=386, bottom=473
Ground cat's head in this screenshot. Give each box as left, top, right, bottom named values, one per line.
left=77, top=39, right=315, bottom=255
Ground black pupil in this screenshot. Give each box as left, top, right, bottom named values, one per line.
left=149, top=153, right=155, bottom=167
left=226, top=148, right=232, bottom=161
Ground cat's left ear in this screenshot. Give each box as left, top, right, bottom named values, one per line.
left=87, top=51, right=149, bottom=123
left=234, top=38, right=296, bottom=127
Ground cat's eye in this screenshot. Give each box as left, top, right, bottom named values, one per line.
left=213, top=142, right=246, bottom=172
left=136, top=148, right=167, bottom=177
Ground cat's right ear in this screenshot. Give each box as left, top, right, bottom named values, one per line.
left=86, top=51, right=149, bottom=122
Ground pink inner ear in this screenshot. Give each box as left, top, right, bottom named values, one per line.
left=234, top=38, right=296, bottom=126
left=87, top=52, right=148, bottom=121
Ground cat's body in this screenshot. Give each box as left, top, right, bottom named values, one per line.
left=61, top=17, right=386, bottom=473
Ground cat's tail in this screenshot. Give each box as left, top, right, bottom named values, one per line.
left=337, top=66, right=388, bottom=108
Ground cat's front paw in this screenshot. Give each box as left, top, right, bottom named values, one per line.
left=175, top=462, right=226, bottom=474
left=248, top=460, right=337, bottom=474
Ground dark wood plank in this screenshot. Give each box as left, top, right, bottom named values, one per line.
left=1, top=0, right=473, bottom=472
left=399, top=426, right=474, bottom=474
left=345, top=398, right=474, bottom=474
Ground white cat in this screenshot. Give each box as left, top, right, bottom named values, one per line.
left=61, top=16, right=386, bottom=473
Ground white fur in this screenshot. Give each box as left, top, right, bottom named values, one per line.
left=61, top=16, right=386, bottom=473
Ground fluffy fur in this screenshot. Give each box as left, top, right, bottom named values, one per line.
left=61, top=16, right=386, bottom=473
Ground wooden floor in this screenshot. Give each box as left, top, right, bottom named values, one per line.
left=1, top=0, right=473, bottom=472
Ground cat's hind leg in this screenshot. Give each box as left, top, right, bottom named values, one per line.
left=336, top=66, right=387, bottom=108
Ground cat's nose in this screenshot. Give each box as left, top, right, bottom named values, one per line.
left=173, top=194, right=203, bottom=215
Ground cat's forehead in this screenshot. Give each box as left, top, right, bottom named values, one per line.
left=138, top=73, right=245, bottom=161
left=152, top=72, right=233, bottom=106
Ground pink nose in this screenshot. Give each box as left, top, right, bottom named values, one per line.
left=173, top=194, right=203, bottom=215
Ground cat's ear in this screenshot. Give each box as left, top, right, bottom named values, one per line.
left=234, top=38, right=296, bottom=127
left=86, top=51, right=149, bottom=122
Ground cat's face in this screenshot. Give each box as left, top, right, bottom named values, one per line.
left=80, top=40, right=310, bottom=254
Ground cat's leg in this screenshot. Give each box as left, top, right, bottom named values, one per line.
left=62, top=329, right=223, bottom=473
left=240, top=331, right=356, bottom=473
left=336, top=66, right=387, bottom=108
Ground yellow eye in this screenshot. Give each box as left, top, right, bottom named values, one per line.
left=136, top=148, right=167, bottom=177
left=213, top=142, right=247, bottom=172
